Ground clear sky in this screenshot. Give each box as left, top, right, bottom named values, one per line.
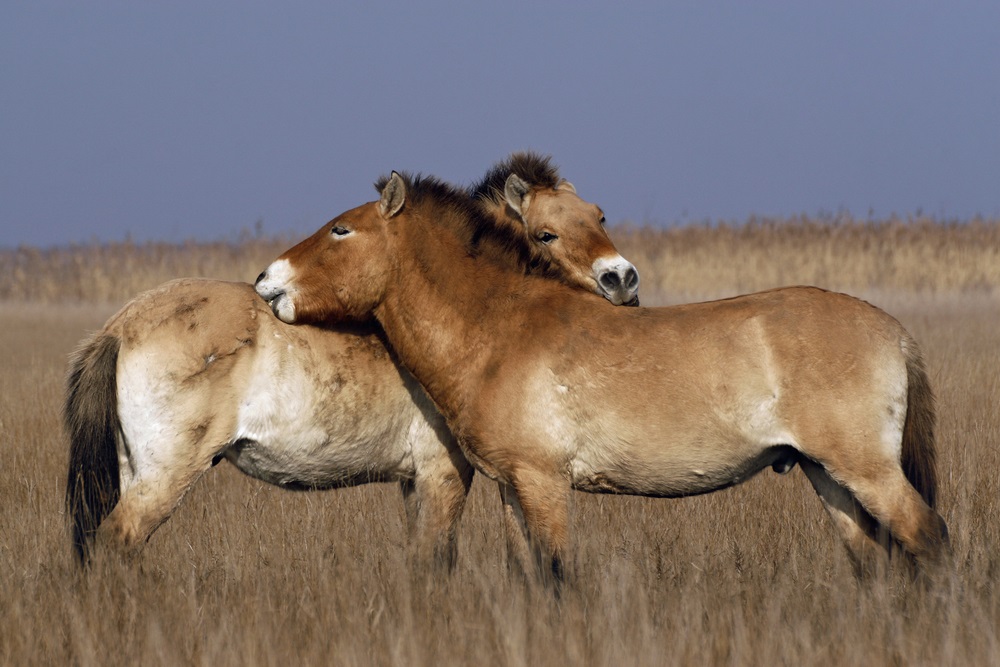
left=3, top=1, right=999, bottom=248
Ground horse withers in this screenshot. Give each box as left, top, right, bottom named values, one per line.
left=257, top=171, right=949, bottom=583
left=65, top=153, right=640, bottom=567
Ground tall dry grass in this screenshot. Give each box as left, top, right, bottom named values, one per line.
left=2, top=216, right=999, bottom=303
left=1, top=219, right=999, bottom=665
left=611, top=216, right=1000, bottom=303
left=0, top=237, right=293, bottom=305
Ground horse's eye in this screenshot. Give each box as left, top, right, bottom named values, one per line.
left=599, top=215, right=606, bottom=225
left=330, top=226, right=351, bottom=237
left=539, top=232, right=558, bottom=244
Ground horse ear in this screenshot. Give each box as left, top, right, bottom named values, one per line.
left=379, top=171, right=406, bottom=219
left=556, top=179, right=576, bottom=194
left=504, top=173, right=532, bottom=218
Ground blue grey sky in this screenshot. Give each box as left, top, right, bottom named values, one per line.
left=3, top=1, right=999, bottom=248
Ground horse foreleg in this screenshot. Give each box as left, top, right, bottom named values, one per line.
left=402, top=455, right=474, bottom=572
left=498, top=481, right=533, bottom=580
left=506, top=468, right=570, bottom=588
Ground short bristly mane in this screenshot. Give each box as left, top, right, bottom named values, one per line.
left=374, top=171, right=476, bottom=225
left=374, top=166, right=562, bottom=279
left=467, top=151, right=564, bottom=277
left=469, top=151, right=561, bottom=207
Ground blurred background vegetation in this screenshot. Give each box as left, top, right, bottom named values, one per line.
left=3, top=217, right=997, bottom=305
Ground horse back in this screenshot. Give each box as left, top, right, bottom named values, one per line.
left=109, top=278, right=264, bottom=364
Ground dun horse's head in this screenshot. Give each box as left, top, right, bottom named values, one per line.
left=471, top=151, right=639, bottom=306
left=499, top=174, right=639, bottom=306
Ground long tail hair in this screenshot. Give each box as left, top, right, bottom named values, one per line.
left=900, top=339, right=938, bottom=509
left=65, top=333, right=122, bottom=564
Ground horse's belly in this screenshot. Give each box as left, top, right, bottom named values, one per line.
left=571, top=461, right=739, bottom=497
left=226, top=433, right=414, bottom=490
left=569, top=439, right=783, bottom=498
left=229, top=396, right=417, bottom=489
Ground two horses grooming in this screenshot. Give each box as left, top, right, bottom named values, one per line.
left=65, top=153, right=637, bottom=568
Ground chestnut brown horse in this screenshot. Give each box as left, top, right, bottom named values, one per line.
left=65, top=152, right=639, bottom=566
left=257, top=171, right=950, bottom=583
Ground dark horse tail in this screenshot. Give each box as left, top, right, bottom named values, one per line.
left=901, top=339, right=938, bottom=510
left=65, top=333, right=122, bottom=565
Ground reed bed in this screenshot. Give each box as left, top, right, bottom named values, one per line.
left=2, top=216, right=999, bottom=304
left=612, top=216, right=1000, bottom=303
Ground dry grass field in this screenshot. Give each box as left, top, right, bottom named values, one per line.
left=1, top=218, right=999, bottom=666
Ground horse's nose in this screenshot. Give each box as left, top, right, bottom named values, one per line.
left=255, top=270, right=266, bottom=286
left=597, top=260, right=640, bottom=306
left=599, top=271, right=621, bottom=292
left=600, top=266, right=640, bottom=294
left=623, top=266, right=639, bottom=292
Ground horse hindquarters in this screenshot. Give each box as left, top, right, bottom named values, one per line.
left=794, top=337, right=949, bottom=573
left=102, top=335, right=247, bottom=553
left=65, top=333, right=122, bottom=564
left=67, top=335, right=222, bottom=560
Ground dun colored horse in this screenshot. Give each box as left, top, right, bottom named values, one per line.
left=257, top=171, right=950, bottom=582
left=65, top=153, right=639, bottom=566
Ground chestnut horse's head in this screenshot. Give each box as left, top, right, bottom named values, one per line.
left=472, top=152, right=639, bottom=306
left=255, top=178, right=403, bottom=324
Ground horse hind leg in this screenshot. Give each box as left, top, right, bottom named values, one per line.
left=97, top=422, right=229, bottom=556
left=97, top=457, right=215, bottom=555
left=801, top=452, right=948, bottom=574
left=798, top=458, right=890, bottom=578
left=843, top=463, right=948, bottom=570
left=98, top=487, right=180, bottom=555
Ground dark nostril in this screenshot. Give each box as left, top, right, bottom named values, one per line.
left=599, top=272, right=621, bottom=290
left=624, top=267, right=639, bottom=291
left=255, top=271, right=266, bottom=285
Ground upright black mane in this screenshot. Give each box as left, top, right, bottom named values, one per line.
left=374, top=171, right=477, bottom=224
left=468, top=151, right=562, bottom=206
left=466, top=152, right=564, bottom=277
left=374, top=158, right=563, bottom=279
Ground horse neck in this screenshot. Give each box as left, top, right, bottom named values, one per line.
left=373, top=221, right=536, bottom=420
left=472, top=199, right=537, bottom=269
left=475, top=197, right=513, bottom=232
